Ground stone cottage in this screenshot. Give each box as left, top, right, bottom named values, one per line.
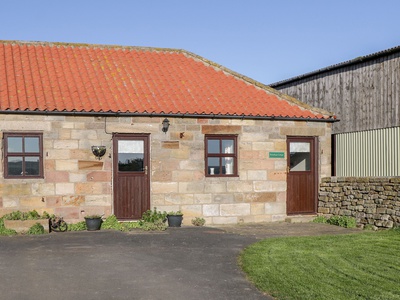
left=0, top=40, right=336, bottom=225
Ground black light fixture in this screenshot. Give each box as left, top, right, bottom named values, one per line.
left=162, top=118, right=170, bottom=133
left=91, top=146, right=107, bottom=160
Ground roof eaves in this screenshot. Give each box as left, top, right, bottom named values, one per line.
left=0, top=109, right=338, bottom=122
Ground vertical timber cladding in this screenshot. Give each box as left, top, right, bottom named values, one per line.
left=272, top=52, right=400, bottom=135
left=336, top=127, right=400, bottom=176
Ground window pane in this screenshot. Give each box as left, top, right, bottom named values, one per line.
left=8, top=137, right=23, bottom=153
left=25, top=157, right=40, bottom=176
left=289, top=142, right=311, bottom=171
left=118, top=140, right=144, bottom=172
left=207, top=140, right=220, bottom=154
left=223, top=157, right=234, bottom=174
left=25, top=137, right=40, bottom=153
left=290, top=142, right=310, bottom=153
left=222, top=139, right=234, bottom=154
left=8, top=157, right=23, bottom=175
left=207, top=157, right=220, bottom=175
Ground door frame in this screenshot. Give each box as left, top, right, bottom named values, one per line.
left=112, top=133, right=150, bottom=220
left=286, top=136, right=319, bottom=215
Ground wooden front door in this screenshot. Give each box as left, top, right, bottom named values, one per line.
left=113, top=134, right=150, bottom=220
left=287, top=136, right=318, bottom=215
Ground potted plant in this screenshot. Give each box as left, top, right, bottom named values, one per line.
left=84, top=215, right=103, bottom=231
left=167, top=211, right=183, bottom=227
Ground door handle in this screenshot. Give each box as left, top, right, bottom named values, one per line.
left=144, top=166, right=148, bottom=175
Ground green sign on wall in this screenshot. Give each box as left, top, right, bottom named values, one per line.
left=269, top=152, right=285, bottom=158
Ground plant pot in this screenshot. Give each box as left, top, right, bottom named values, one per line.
left=85, top=217, right=102, bottom=231
left=167, top=215, right=183, bottom=227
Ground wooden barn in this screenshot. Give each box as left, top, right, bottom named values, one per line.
left=271, top=46, right=400, bottom=177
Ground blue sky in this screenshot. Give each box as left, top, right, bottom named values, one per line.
left=1, top=0, right=400, bottom=84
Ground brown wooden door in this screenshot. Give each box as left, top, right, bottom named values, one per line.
left=113, top=134, right=150, bottom=220
left=287, top=137, right=318, bottom=215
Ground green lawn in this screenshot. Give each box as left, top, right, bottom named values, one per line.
left=240, top=230, right=400, bottom=300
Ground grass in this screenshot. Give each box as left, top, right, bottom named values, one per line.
left=240, top=229, right=400, bottom=300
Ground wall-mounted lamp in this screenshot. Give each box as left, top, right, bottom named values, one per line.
left=91, top=146, right=107, bottom=160
left=162, top=118, right=170, bottom=133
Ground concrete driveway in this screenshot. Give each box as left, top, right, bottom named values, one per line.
left=0, top=223, right=360, bottom=300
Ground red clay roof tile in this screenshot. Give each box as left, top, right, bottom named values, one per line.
left=0, top=41, right=335, bottom=121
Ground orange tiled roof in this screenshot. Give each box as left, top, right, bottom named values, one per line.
left=0, top=41, right=334, bottom=121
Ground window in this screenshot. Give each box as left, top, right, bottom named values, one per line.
left=4, top=133, right=43, bottom=178
left=289, top=142, right=311, bottom=171
left=205, top=135, right=238, bottom=176
left=117, top=140, right=144, bottom=172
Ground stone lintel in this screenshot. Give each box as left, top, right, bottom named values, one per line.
left=201, top=125, right=241, bottom=134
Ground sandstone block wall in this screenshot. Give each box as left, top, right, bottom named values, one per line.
left=319, top=177, right=400, bottom=228
left=0, top=115, right=113, bottom=222
left=0, top=114, right=332, bottom=225
left=150, top=118, right=331, bottom=225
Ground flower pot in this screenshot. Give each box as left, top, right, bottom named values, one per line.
left=85, top=217, right=102, bottom=231
left=167, top=215, right=183, bottom=227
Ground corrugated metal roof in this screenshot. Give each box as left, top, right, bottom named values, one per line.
left=270, top=45, right=400, bottom=87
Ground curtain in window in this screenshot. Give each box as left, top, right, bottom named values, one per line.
left=224, top=144, right=234, bottom=174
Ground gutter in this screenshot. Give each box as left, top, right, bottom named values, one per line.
left=0, top=110, right=338, bottom=123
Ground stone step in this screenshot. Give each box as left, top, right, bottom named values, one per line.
left=285, top=215, right=317, bottom=223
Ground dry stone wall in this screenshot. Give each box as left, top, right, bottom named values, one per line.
left=319, top=177, right=400, bottom=228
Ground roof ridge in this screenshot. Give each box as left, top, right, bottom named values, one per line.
left=0, top=39, right=184, bottom=53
